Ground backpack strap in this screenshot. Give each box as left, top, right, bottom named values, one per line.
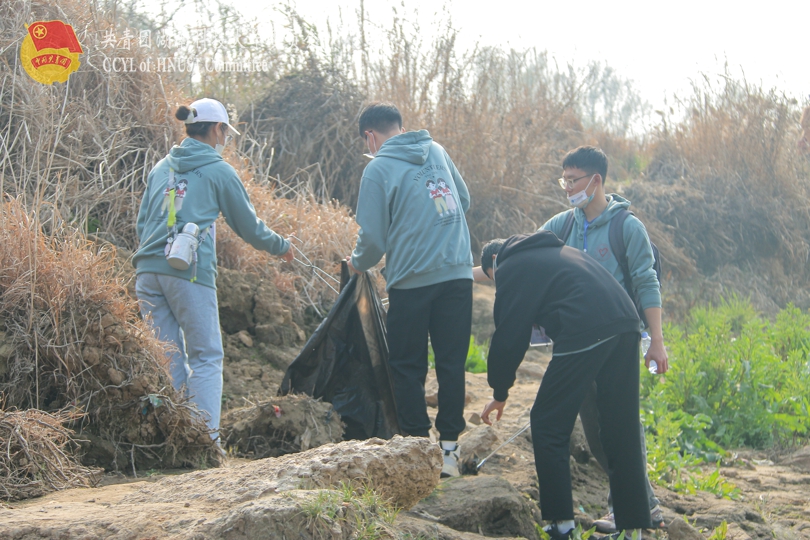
left=608, top=209, right=634, bottom=301
left=559, top=210, right=576, bottom=243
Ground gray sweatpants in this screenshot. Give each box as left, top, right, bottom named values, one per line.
left=136, top=273, right=223, bottom=440
left=579, top=381, right=660, bottom=511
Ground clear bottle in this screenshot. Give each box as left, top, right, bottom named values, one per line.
left=641, top=331, right=657, bottom=374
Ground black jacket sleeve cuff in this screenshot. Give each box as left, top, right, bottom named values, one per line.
left=493, top=388, right=509, bottom=402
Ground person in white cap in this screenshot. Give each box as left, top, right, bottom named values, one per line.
left=133, top=98, right=293, bottom=441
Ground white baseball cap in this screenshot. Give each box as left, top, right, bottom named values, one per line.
left=184, top=98, right=240, bottom=135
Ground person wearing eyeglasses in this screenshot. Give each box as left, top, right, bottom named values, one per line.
left=542, top=146, right=667, bottom=533
left=471, top=145, right=667, bottom=531
left=133, top=98, right=293, bottom=442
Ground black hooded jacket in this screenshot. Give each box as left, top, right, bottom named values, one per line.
left=487, top=231, right=640, bottom=401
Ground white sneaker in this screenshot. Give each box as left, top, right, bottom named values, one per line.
left=440, top=441, right=460, bottom=478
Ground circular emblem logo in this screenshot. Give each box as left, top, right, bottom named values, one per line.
left=20, top=21, right=83, bottom=85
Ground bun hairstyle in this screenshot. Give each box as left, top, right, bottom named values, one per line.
left=175, top=105, right=195, bottom=122
left=175, top=105, right=216, bottom=137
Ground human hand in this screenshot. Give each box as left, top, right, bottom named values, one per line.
left=280, top=244, right=294, bottom=263
left=481, top=399, right=505, bottom=425
left=345, top=256, right=362, bottom=275
left=646, top=338, right=669, bottom=374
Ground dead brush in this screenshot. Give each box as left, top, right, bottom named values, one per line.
left=633, top=74, right=810, bottom=315
left=0, top=198, right=219, bottom=473
left=0, top=408, right=100, bottom=501
left=0, top=0, right=185, bottom=252
left=215, top=159, right=361, bottom=317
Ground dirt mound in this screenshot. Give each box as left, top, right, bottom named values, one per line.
left=215, top=267, right=303, bottom=409
left=221, top=394, right=344, bottom=458
left=217, top=267, right=305, bottom=347
left=779, top=446, right=810, bottom=473
left=0, top=201, right=218, bottom=475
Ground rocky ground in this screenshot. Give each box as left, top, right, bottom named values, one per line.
left=2, top=281, right=809, bottom=539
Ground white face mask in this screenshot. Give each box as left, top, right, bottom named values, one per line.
left=363, top=132, right=378, bottom=159
left=214, top=132, right=231, bottom=156
left=567, top=174, right=596, bottom=208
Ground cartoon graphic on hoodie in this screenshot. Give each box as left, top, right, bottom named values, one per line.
left=438, top=178, right=457, bottom=213
left=174, top=178, right=188, bottom=211
left=161, top=174, right=189, bottom=214
left=426, top=178, right=449, bottom=216
left=134, top=137, right=289, bottom=290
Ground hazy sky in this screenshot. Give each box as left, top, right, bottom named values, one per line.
left=138, top=0, right=809, bottom=112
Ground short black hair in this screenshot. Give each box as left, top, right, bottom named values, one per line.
left=358, top=102, right=402, bottom=138
left=562, top=146, right=608, bottom=184
left=481, top=239, right=506, bottom=276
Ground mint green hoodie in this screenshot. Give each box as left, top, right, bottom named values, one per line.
left=350, top=130, right=473, bottom=290
left=541, top=194, right=661, bottom=310
left=133, top=138, right=289, bottom=289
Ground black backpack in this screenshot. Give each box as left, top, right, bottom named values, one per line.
left=559, top=209, right=661, bottom=328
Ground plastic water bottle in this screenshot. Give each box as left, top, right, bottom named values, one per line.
left=641, top=332, right=656, bottom=374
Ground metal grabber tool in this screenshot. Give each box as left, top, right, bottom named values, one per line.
left=476, top=421, right=531, bottom=470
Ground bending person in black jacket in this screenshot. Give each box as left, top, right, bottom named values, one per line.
left=480, top=231, right=652, bottom=540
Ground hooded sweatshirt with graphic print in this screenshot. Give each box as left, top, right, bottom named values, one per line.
left=133, top=137, right=289, bottom=289
left=540, top=194, right=660, bottom=312
left=350, top=130, right=473, bottom=290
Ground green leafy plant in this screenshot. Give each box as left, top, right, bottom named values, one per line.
left=428, top=335, right=489, bottom=373
left=708, top=520, right=728, bottom=540
left=645, top=299, right=810, bottom=448
left=641, top=300, right=810, bottom=498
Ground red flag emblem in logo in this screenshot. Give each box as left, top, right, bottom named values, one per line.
left=27, top=21, right=83, bottom=54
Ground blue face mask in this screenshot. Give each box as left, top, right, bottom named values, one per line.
left=567, top=174, right=596, bottom=208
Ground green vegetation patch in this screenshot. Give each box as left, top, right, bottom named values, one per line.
left=428, top=335, right=489, bottom=373
left=641, top=299, right=810, bottom=497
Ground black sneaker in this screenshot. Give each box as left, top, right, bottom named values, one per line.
left=543, top=523, right=575, bottom=540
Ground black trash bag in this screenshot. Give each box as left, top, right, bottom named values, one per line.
left=279, top=263, right=399, bottom=439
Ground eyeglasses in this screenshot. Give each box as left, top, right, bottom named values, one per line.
left=558, top=173, right=593, bottom=190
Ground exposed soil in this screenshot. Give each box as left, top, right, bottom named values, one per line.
left=183, top=278, right=810, bottom=538
left=4, top=281, right=810, bottom=539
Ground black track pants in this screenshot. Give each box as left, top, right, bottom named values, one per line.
left=386, top=279, right=472, bottom=441
left=531, top=331, right=652, bottom=530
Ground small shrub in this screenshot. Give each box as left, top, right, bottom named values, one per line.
left=428, top=335, right=489, bottom=373
left=300, top=481, right=398, bottom=540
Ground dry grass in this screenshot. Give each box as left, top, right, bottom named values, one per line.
left=0, top=197, right=219, bottom=472
left=0, top=0, right=185, bottom=251
left=237, top=70, right=368, bottom=205
left=215, top=161, right=361, bottom=316
left=0, top=408, right=99, bottom=501
left=629, top=74, right=810, bottom=316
